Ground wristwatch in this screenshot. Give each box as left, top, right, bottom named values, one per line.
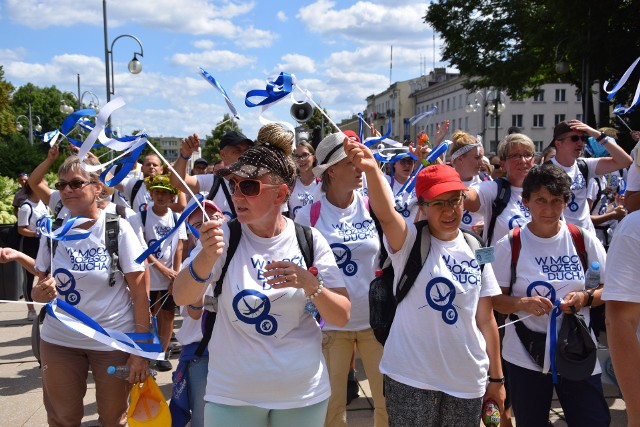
left=488, top=377, right=505, bottom=383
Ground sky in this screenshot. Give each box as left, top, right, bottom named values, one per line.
left=0, top=0, right=448, bottom=141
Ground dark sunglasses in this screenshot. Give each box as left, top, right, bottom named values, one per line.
left=561, top=134, right=589, bottom=143
left=491, top=164, right=501, bottom=169
left=54, top=180, right=95, bottom=191
left=229, top=178, right=281, bottom=197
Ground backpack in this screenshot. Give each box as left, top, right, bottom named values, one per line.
left=486, top=177, right=511, bottom=247
left=130, top=179, right=145, bottom=207
left=195, top=219, right=315, bottom=357
left=207, top=175, right=236, bottom=218
left=506, top=223, right=587, bottom=367
left=369, top=220, right=485, bottom=345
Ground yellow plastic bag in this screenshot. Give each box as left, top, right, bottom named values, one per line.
left=127, top=376, right=171, bottom=426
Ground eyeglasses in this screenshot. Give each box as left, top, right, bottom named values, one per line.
left=491, top=164, right=501, bottom=169
left=505, top=152, right=534, bottom=161
left=418, top=194, right=466, bottom=209
left=229, top=178, right=281, bottom=197
left=292, top=153, right=311, bottom=161
left=54, top=180, right=95, bottom=191
left=560, top=134, right=589, bottom=143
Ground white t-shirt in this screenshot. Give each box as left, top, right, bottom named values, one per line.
left=35, top=210, right=146, bottom=351
left=477, top=180, right=530, bottom=246
left=193, top=218, right=344, bottom=409
left=492, top=222, right=606, bottom=374
left=288, top=177, right=322, bottom=220
left=195, top=175, right=236, bottom=221
left=602, top=210, right=640, bottom=341
left=380, top=226, right=501, bottom=399
left=103, top=201, right=137, bottom=219
left=626, top=162, right=640, bottom=192
left=121, top=177, right=152, bottom=213
left=296, top=192, right=380, bottom=331
left=460, top=175, right=485, bottom=232
left=129, top=208, right=187, bottom=291
left=551, top=157, right=599, bottom=234
left=385, top=174, right=419, bottom=225
left=18, top=199, right=48, bottom=231
left=587, top=174, right=622, bottom=247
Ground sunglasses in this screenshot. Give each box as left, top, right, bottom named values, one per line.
left=491, top=164, right=501, bottom=169
left=54, top=180, right=95, bottom=191
left=560, top=134, right=589, bottom=142
left=229, top=178, right=281, bottom=197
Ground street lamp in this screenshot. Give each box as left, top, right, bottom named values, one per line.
left=465, top=91, right=484, bottom=113
left=486, top=90, right=506, bottom=146
left=15, top=103, right=42, bottom=145
left=555, top=39, right=570, bottom=75
left=103, top=0, right=144, bottom=135
left=60, top=74, right=101, bottom=115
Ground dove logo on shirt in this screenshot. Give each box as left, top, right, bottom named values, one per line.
left=425, top=277, right=459, bottom=325
left=330, top=243, right=358, bottom=276
left=251, top=255, right=305, bottom=290
left=53, top=268, right=81, bottom=305
left=232, top=289, right=278, bottom=336
left=571, top=172, right=587, bottom=191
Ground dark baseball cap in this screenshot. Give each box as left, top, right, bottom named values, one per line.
left=550, top=121, right=573, bottom=146
left=194, top=158, right=208, bottom=167
left=219, top=131, right=254, bottom=151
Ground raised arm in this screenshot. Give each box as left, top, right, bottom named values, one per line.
left=344, top=137, right=407, bottom=252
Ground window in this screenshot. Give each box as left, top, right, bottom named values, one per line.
left=576, top=92, right=582, bottom=102
left=447, top=98, right=450, bottom=112
left=533, top=91, right=545, bottom=102
left=465, top=116, right=469, bottom=130
left=533, top=114, right=544, bottom=128
left=490, top=140, right=499, bottom=153
left=512, top=114, right=523, bottom=128
left=555, top=89, right=566, bottom=102
left=458, top=118, right=462, bottom=130
left=576, top=114, right=583, bottom=121
left=440, top=100, right=444, bottom=111
left=452, top=96, right=456, bottom=110
left=554, top=114, right=566, bottom=125
left=490, top=115, right=501, bottom=128
left=533, top=141, right=544, bottom=152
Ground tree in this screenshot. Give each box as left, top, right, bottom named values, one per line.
left=202, top=114, right=242, bottom=162
left=0, top=66, right=16, bottom=139
left=424, top=0, right=640, bottom=128
left=303, top=105, right=338, bottom=136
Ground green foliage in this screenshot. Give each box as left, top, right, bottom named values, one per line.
left=0, top=66, right=16, bottom=139
left=0, top=175, right=18, bottom=224
left=202, top=114, right=242, bottom=162
left=304, top=106, right=338, bottom=135
left=424, top=0, right=640, bottom=127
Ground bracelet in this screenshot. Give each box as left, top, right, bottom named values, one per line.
left=188, top=304, right=203, bottom=310
left=583, top=289, right=595, bottom=307
left=306, top=275, right=325, bottom=300
left=179, top=153, right=190, bottom=160
left=188, top=262, right=212, bottom=283
left=596, top=132, right=607, bottom=142
left=488, top=377, right=505, bottom=383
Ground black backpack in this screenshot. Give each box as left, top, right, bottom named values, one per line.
left=369, top=221, right=485, bottom=345
left=207, top=175, right=236, bottom=218
left=195, top=220, right=314, bottom=356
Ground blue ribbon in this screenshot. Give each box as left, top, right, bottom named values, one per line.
left=245, top=72, right=294, bottom=107
left=100, top=139, right=146, bottom=187
left=358, top=113, right=365, bottom=143
left=135, top=194, right=204, bottom=264
left=408, top=105, right=438, bottom=126
left=46, top=298, right=162, bottom=353
left=364, top=117, right=392, bottom=147
left=37, top=215, right=93, bottom=242
left=604, top=56, right=640, bottom=115
left=549, top=300, right=563, bottom=384
left=199, top=67, right=239, bottom=119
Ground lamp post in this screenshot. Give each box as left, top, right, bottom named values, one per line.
left=60, top=74, right=101, bottom=115
left=486, top=90, right=506, bottom=147
left=15, top=103, right=42, bottom=145
left=465, top=90, right=487, bottom=144
left=103, top=0, right=144, bottom=134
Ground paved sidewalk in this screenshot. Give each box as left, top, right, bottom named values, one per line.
left=0, top=301, right=628, bottom=426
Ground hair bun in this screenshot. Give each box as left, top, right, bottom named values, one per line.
left=256, top=123, right=294, bottom=156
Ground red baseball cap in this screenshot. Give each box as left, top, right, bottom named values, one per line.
left=343, top=130, right=360, bottom=143
left=415, top=165, right=468, bottom=200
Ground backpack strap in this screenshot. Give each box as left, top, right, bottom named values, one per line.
left=130, top=179, right=144, bottom=207
left=48, top=217, right=65, bottom=266
left=19, top=201, right=34, bottom=226
left=566, top=223, right=588, bottom=271
left=590, top=177, right=603, bottom=214
left=461, top=228, right=486, bottom=272
left=140, top=210, right=147, bottom=227
left=577, top=158, right=589, bottom=185
left=294, top=223, right=314, bottom=268
left=508, top=227, right=522, bottom=294
left=53, top=199, right=64, bottom=218
left=310, top=201, right=321, bottom=227
left=396, top=220, right=431, bottom=305
left=487, top=177, right=511, bottom=246
left=208, top=176, right=236, bottom=218
left=115, top=204, right=127, bottom=219
left=104, top=213, right=120, bottom=287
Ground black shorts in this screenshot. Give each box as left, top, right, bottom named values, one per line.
left=149, top=290, right=176, bottom=312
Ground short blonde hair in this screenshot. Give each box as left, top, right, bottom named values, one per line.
left=497, top=133, right=535, bottom=160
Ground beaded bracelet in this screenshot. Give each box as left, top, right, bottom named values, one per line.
left=306, top=283, right=324, bottom=300
left=179, top=153, right=190, bottom=160
left=188, top=262, right=212, bottom=283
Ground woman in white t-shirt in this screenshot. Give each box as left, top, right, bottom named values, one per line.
left=31, top=156, right=150, bottom=426
left=296, top=132, right=388, bottom=427
left=465, top=133, right=537, bottom=247
left=345, top=139, right=505, bottom=427
left=17, top=183, right=48, bottom=320
left=173, top=123, right=350, bottom=427
left=289, top=140, right=322, bottom=219
left=449, top=131, right=488, bottom=236
left=492, top=164, right=610, bottom=427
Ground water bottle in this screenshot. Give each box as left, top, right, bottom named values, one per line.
left=106, top=365, right=156, bottom=380
left=482, top=399, right=500, bottom=427
left=585, top=261, right=601, bottom=290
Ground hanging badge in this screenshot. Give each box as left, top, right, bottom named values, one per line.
left=475, top=247, right=495, bottom=265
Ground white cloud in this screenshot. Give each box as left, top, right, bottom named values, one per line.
left=193, top=40, right=215, bottom=50
left=297, top=0, right=431, bottom=45
left=277, top=11, right=287, bottom=22
left=234, top=26, right=278, bottom=49
left=276, top=54, right=316, bottom=74
left=171, top=50, right=256, bottom=70
left=0, top=47, right=26, bottom=63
